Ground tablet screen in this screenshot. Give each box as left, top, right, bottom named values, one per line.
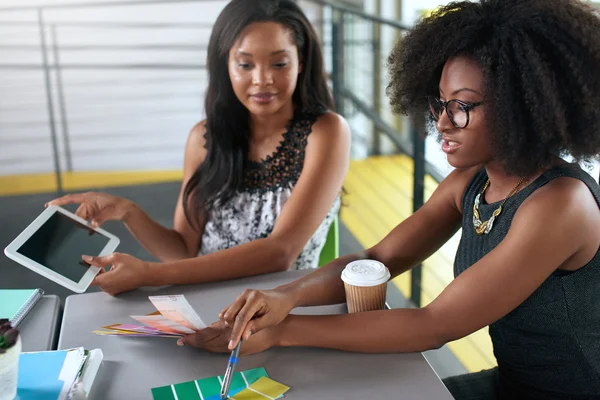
left=16, top=212, right=109, bottom=282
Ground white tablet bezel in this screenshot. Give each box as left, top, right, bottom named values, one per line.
left=4, top=205, right=120, bottom=293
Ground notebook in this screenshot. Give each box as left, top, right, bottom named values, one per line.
left=0, top=289, right=44, bottom=327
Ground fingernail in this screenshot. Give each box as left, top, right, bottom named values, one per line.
left=44, top=203, right=48, bottom=207
left=90, top=220, right=98, bottom=227
left=177, top=339, right=184, bottom=347
left=228, top=340, right=234, bottom=349
left=82, top=255, right=92, bottom=262
left=245, top=331, right=252, bottom=339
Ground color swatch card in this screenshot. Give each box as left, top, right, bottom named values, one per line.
left=130, top=315, right=195, bottom=335
left=93, top=294, right=206, bottom=337
left=93, top=323, right=182, bottom=338
left=151, top=367, right=290, bottom=400
left=149, top=295, right=206, bottom=331
left=230, top=377, right=290, bottom=400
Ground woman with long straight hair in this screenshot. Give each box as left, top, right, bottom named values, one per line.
left=48, top=0, right=350, bottom=296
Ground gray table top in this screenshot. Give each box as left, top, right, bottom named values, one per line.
left=20, top=294, right=61, bottom=352
left=58, top=271, right=452, bottom=400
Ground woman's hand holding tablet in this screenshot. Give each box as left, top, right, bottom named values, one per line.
left=82, top=252, right=152, bottom=296
left=4, top=206, right=120, bottom=293
left=43, top=192, right=167, bottom=296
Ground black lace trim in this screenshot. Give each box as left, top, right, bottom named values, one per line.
left=242, top=110, right=323, bottom=193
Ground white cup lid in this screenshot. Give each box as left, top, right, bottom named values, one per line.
left=341, top=260, right=391, bottom=287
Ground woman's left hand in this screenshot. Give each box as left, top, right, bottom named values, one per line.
left=177, top=320, right=277, bottom=355
left=83, top=253, right=152, bottom=296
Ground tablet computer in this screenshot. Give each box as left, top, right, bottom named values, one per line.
left=4, top=205, right=120, bottom=293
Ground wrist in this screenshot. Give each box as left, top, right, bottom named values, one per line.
left=143, top=262, right=164, bottom=286
left=276, top=284, right=303, bottom=309
left=269, top=316, right=290, bottom=348
left=122, top=201, right=140, bottom=223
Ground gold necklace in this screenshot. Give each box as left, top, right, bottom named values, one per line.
left=473, top=177, right=525, bottom=235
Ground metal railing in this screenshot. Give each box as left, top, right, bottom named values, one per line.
left=0, top=0, right=216, bottom=187
left=0, top=0, right=441, bottom=307
left=307, top=0, right=432, bottom=306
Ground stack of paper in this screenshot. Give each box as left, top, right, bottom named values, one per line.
left=17, top=347, right=103, bottom=400
left=93, top=295, right=207, bottom=338
left=151, top=367, right=291, bottom=400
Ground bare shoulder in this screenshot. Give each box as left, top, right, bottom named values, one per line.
left=188, top=120, right=207, bottom=149
left=308, top=112, right=351, bottom=145
left=508, top=174, right=600, bottom=267
left=184, top=120, right=208, bottom=171
left=519, top=175, right=597, bottom=220
left=435, top=166, right=481, bottom=213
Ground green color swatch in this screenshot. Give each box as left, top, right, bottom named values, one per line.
left=151, top=367, right=270, bottom=400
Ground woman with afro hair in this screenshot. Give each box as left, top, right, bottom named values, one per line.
left=178, top=1, right=600, bottom=398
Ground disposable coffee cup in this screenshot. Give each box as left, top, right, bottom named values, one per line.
left=341, top=260, right=390, bottom=313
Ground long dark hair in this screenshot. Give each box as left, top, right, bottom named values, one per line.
left=183, top=0, right=333, bottom=227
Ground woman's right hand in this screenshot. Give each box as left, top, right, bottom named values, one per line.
left=46, top=192, right=135, bottom=228
left=219, top=287, right=296, bottom=350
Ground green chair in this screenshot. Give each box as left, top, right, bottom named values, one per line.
left=318, top=215, right=340, bottom=267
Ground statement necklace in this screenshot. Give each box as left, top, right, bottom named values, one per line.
left=473, top=177, right=525, bottom=235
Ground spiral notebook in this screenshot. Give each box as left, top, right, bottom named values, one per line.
left=0, top=289, right=44, bottom=327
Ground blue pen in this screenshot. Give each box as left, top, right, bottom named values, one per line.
left=220, top=339, right=242, bottom=399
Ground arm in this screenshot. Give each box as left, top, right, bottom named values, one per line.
left=275, top=167, right=474, bottom=308
left=47, top=122, right=207, bottom=262
left=123, top=122, right=207, bottom=261
left=221, top=167, right=473, bottom=347
left=146, top=112, right=351, bottom=285
left=271, top=177, right=596, bottom=353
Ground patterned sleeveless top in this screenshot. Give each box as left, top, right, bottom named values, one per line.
left=199, top=110, right=340, bottom=270
left=455, top=164, right=600, bottom=399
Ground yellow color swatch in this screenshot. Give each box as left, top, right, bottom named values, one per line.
left=250, top=377, right=289, bottom=398
left=231, top=377, right=290, bottom=400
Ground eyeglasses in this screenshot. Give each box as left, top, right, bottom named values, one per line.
left=428, top=96, right=484, bottom=129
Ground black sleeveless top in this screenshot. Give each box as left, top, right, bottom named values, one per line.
left=455, top=164, right=600, bottom=399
